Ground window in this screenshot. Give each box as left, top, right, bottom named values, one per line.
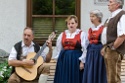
left=27, top=0, right=81, bottom=45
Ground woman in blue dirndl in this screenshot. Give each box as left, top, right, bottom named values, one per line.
left=82, top=10, right=107, bottom=83
left=54, top=15, right=89, bottom=83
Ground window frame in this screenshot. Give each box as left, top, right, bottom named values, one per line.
left=26, top=0, right=81, bottom=45
left=27, top=0, right=81, bottom=27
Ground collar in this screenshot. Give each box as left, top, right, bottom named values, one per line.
left=21, top=41, right=34, bottom=47
left=65, top=29, right=81, bottom=35
left=91, top=23, right=103, bottom=31
left=111, top=9, right=122, bottom=18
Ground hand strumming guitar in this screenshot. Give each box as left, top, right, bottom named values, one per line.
left=22, top=59, right=35, bottom=68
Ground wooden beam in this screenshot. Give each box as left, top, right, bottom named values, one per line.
left=27, top=0, right=32, bottom=27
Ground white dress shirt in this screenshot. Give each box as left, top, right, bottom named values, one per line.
left=101, top=9, right=125, bottom=45
left=8, top=41, right=46, bottom=61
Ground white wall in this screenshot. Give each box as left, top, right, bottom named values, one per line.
left=81, top=0, right=125, bottom=32
left=0, top=0, right=125, bottom=54
left=0, top=0, right=26, bottom=52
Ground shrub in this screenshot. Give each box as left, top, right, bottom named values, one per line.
left=0, top=60, right=12, bottom=83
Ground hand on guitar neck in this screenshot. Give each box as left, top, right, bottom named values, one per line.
left=45, top=31, right=56, bottom=62
left=46, top=40, right=52, bottom=50
left=46, top=31, right=56, bottom=48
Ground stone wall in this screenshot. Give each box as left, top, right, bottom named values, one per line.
left=0, top=49, right=9, bottom=63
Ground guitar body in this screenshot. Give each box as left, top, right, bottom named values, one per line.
left=15, top=52, right=44, bottom=81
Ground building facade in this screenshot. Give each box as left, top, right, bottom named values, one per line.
left=0, top=0, right=125, bottom=53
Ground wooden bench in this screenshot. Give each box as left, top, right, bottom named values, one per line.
left=22, top=57, right=125, bottom=83
left=46, top=59, right=56, bottom=83
left=47, top=58, right=125, bottom=83
left=121, top=57, right=125, bottom=83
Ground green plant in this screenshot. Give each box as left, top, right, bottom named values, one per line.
left=0, top=60, right=12, bottom=83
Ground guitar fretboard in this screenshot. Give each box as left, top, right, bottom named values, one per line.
left=34, top=42, right=47, bottom=60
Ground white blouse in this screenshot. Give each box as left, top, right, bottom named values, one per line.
left=54, top=29, right=89, bottom=63
left=101, top=9, right=125, bottom=45
left=90, top=23, right=103, bottom=31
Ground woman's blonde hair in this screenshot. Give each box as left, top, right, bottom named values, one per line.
left=65, top=15, right=78, bottom=24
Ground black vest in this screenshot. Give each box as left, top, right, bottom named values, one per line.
left=14, top=41, right=40, bottom=60
left=11, top=41, right=40, bottom=73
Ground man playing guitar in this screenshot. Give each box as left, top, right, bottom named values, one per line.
left=8, top=27, right=53, bottom=83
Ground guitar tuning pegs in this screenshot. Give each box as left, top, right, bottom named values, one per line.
left=54, top=30, right=58, bottom=34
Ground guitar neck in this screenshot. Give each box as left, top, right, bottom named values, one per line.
left=34, top=42, right=47, bottom=60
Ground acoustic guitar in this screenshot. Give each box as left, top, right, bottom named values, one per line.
left=15, top=32, right=56, bottom=81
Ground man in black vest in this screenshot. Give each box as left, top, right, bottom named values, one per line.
left=101, top=0, right=125, bottom=83
left=8, top=27, right=53, bottom=83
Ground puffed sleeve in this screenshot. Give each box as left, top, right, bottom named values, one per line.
left=117, top=15, right=125, bottom=36
left=8, top=47, right=17, bottom=60
left=79, top=31, right=89, bottom=63
left=54, top=32, right=63, bottom=60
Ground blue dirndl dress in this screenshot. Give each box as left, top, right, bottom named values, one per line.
left=82, top=26, right=107, bottom=83
left=82, top=44, right=107, bottom=83
left=54, top=31, right=83, bottom=83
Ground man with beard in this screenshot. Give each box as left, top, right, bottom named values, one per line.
left=8, top=27, right=53, bottom=83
